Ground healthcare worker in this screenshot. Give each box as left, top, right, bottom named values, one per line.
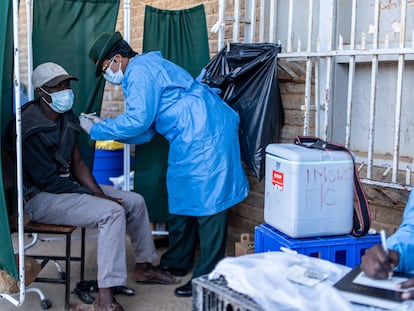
left=81, top=31, right=249, bottom=297
left=360, top=189, right=414, bottom=300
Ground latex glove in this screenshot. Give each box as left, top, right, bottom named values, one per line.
left=79, top=115, right=95, bottom=134
left=80, top=112, right=104, bottom=124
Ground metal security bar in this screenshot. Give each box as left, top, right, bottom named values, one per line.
left=215, top=0, right=414, bottom=190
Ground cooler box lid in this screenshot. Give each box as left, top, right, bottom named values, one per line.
left=265, top=143, right=352, bottom=162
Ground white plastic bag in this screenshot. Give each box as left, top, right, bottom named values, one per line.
left=208, top=251, right=354, bottom=311
left=109, top=171, right=134, bottom=190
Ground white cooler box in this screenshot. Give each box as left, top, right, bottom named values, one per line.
left=264, top=143, right=354, bottom=238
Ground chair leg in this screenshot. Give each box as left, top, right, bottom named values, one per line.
left=65, top=232, right=71, bottom=310
left=26, top=226, right=84, bottom=309
left=80, top=228, right=85, bottom=282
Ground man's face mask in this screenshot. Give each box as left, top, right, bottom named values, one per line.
left=103, top=56, right=124, bottom=85
left=40, top=88, right=74, bottom=113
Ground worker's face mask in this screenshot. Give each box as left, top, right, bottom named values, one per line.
left=103, top=57, right=124, bottom=85
left=40, top=88, right=74, bottom=113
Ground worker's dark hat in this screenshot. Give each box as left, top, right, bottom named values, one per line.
left=88, top=31, right=123, bottom=77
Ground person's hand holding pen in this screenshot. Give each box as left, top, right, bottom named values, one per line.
left=360, top=230, right=400, bottom=280
left=360, top=230, right=414, bottom=300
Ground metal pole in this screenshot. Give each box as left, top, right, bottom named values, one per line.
left=314, top=48, right=320, bottom=137
left=287, top=0, right=293, bottom=52
left=259, top=0, right=265, bottom=42
left=269, top=0, right=276, bottom=43
left=345, top=0, right=357, bottom=148
left=392, top=0, right=406, bottom=183
left=218, top=0, right=225, bottom=51
left=233, top=0, right=240, bottom=43
left=367, top=0, right=380, bottom=179
left=303, top=0, right=313, bottom=135
left=123, top=0, right=131, bottom=191
left=246, top=0, right=256, bottom=43
left=26, top=0, right=33, bottom=100
left=322, top=0, right=335, bottom=140
left=12, top=0, right=25, bottom=305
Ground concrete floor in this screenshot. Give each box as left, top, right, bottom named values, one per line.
left=0, top=229, right=193, bottom=311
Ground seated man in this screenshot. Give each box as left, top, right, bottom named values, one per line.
left=3, top=62, right=177, bottom=311
left=360, top=189, right=414, bottom=300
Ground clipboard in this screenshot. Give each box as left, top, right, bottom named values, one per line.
left=334, top=266, right=414, bottom=310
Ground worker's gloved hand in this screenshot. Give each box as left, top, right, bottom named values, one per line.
left=80, top=113, right=104, bottom=124
left=79, top=115, right=95, bottom=134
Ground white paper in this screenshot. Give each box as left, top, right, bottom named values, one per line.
left=286, top=264, right=329, bottom=287
left=353, top=272, right=409, bottom=292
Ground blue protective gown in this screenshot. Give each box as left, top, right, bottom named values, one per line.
left=90, top=52, right=249, bottom=216
left=387, top=190, right=414, bottom=273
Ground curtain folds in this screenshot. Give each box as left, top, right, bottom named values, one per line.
left=0, top=0, right=18, bottom=281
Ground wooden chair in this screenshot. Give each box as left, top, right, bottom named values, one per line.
left=24, top=223, right=85, bottom=310
left=2, top=152, right=85, bottom=310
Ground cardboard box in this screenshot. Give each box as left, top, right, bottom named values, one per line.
left=235, top=233, right=255, bottom=256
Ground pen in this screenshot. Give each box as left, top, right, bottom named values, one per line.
left=380, top=229, right=395, bottom=279
left=380, top=229, right=388, bottom=254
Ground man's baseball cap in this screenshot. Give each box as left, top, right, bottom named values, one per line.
left=32, top=62, right=78, bottom=89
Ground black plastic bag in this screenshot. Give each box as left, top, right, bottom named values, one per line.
left=201, top=43, right=284, bottom=180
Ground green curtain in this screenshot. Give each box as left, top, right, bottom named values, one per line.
left=0, top=0, right=18, bottom=280
left=32, top=0, right=120, bottom=169
left=143, top=4, right=210, bottom=77
left=134, top=4, right=210, bottom=222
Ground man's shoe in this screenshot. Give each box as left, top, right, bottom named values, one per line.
left=134, top=262, right=180, bottom=284
left=75, top=280, right=99, bottom=292
left=158, top=265, right=187, bottom=277
left=111, top=286, right=135, bottom=296
left=72, top=287, right=95, bottom=304
left=174, top=280, right=192, bottom=297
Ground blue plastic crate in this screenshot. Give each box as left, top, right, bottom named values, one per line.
left=254, top=223, right=381, bottom=267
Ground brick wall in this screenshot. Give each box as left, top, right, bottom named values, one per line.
left=103, top=1, right=220, bottom=115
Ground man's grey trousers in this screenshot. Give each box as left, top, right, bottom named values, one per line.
left=24, top=185, right=158, bottom=288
